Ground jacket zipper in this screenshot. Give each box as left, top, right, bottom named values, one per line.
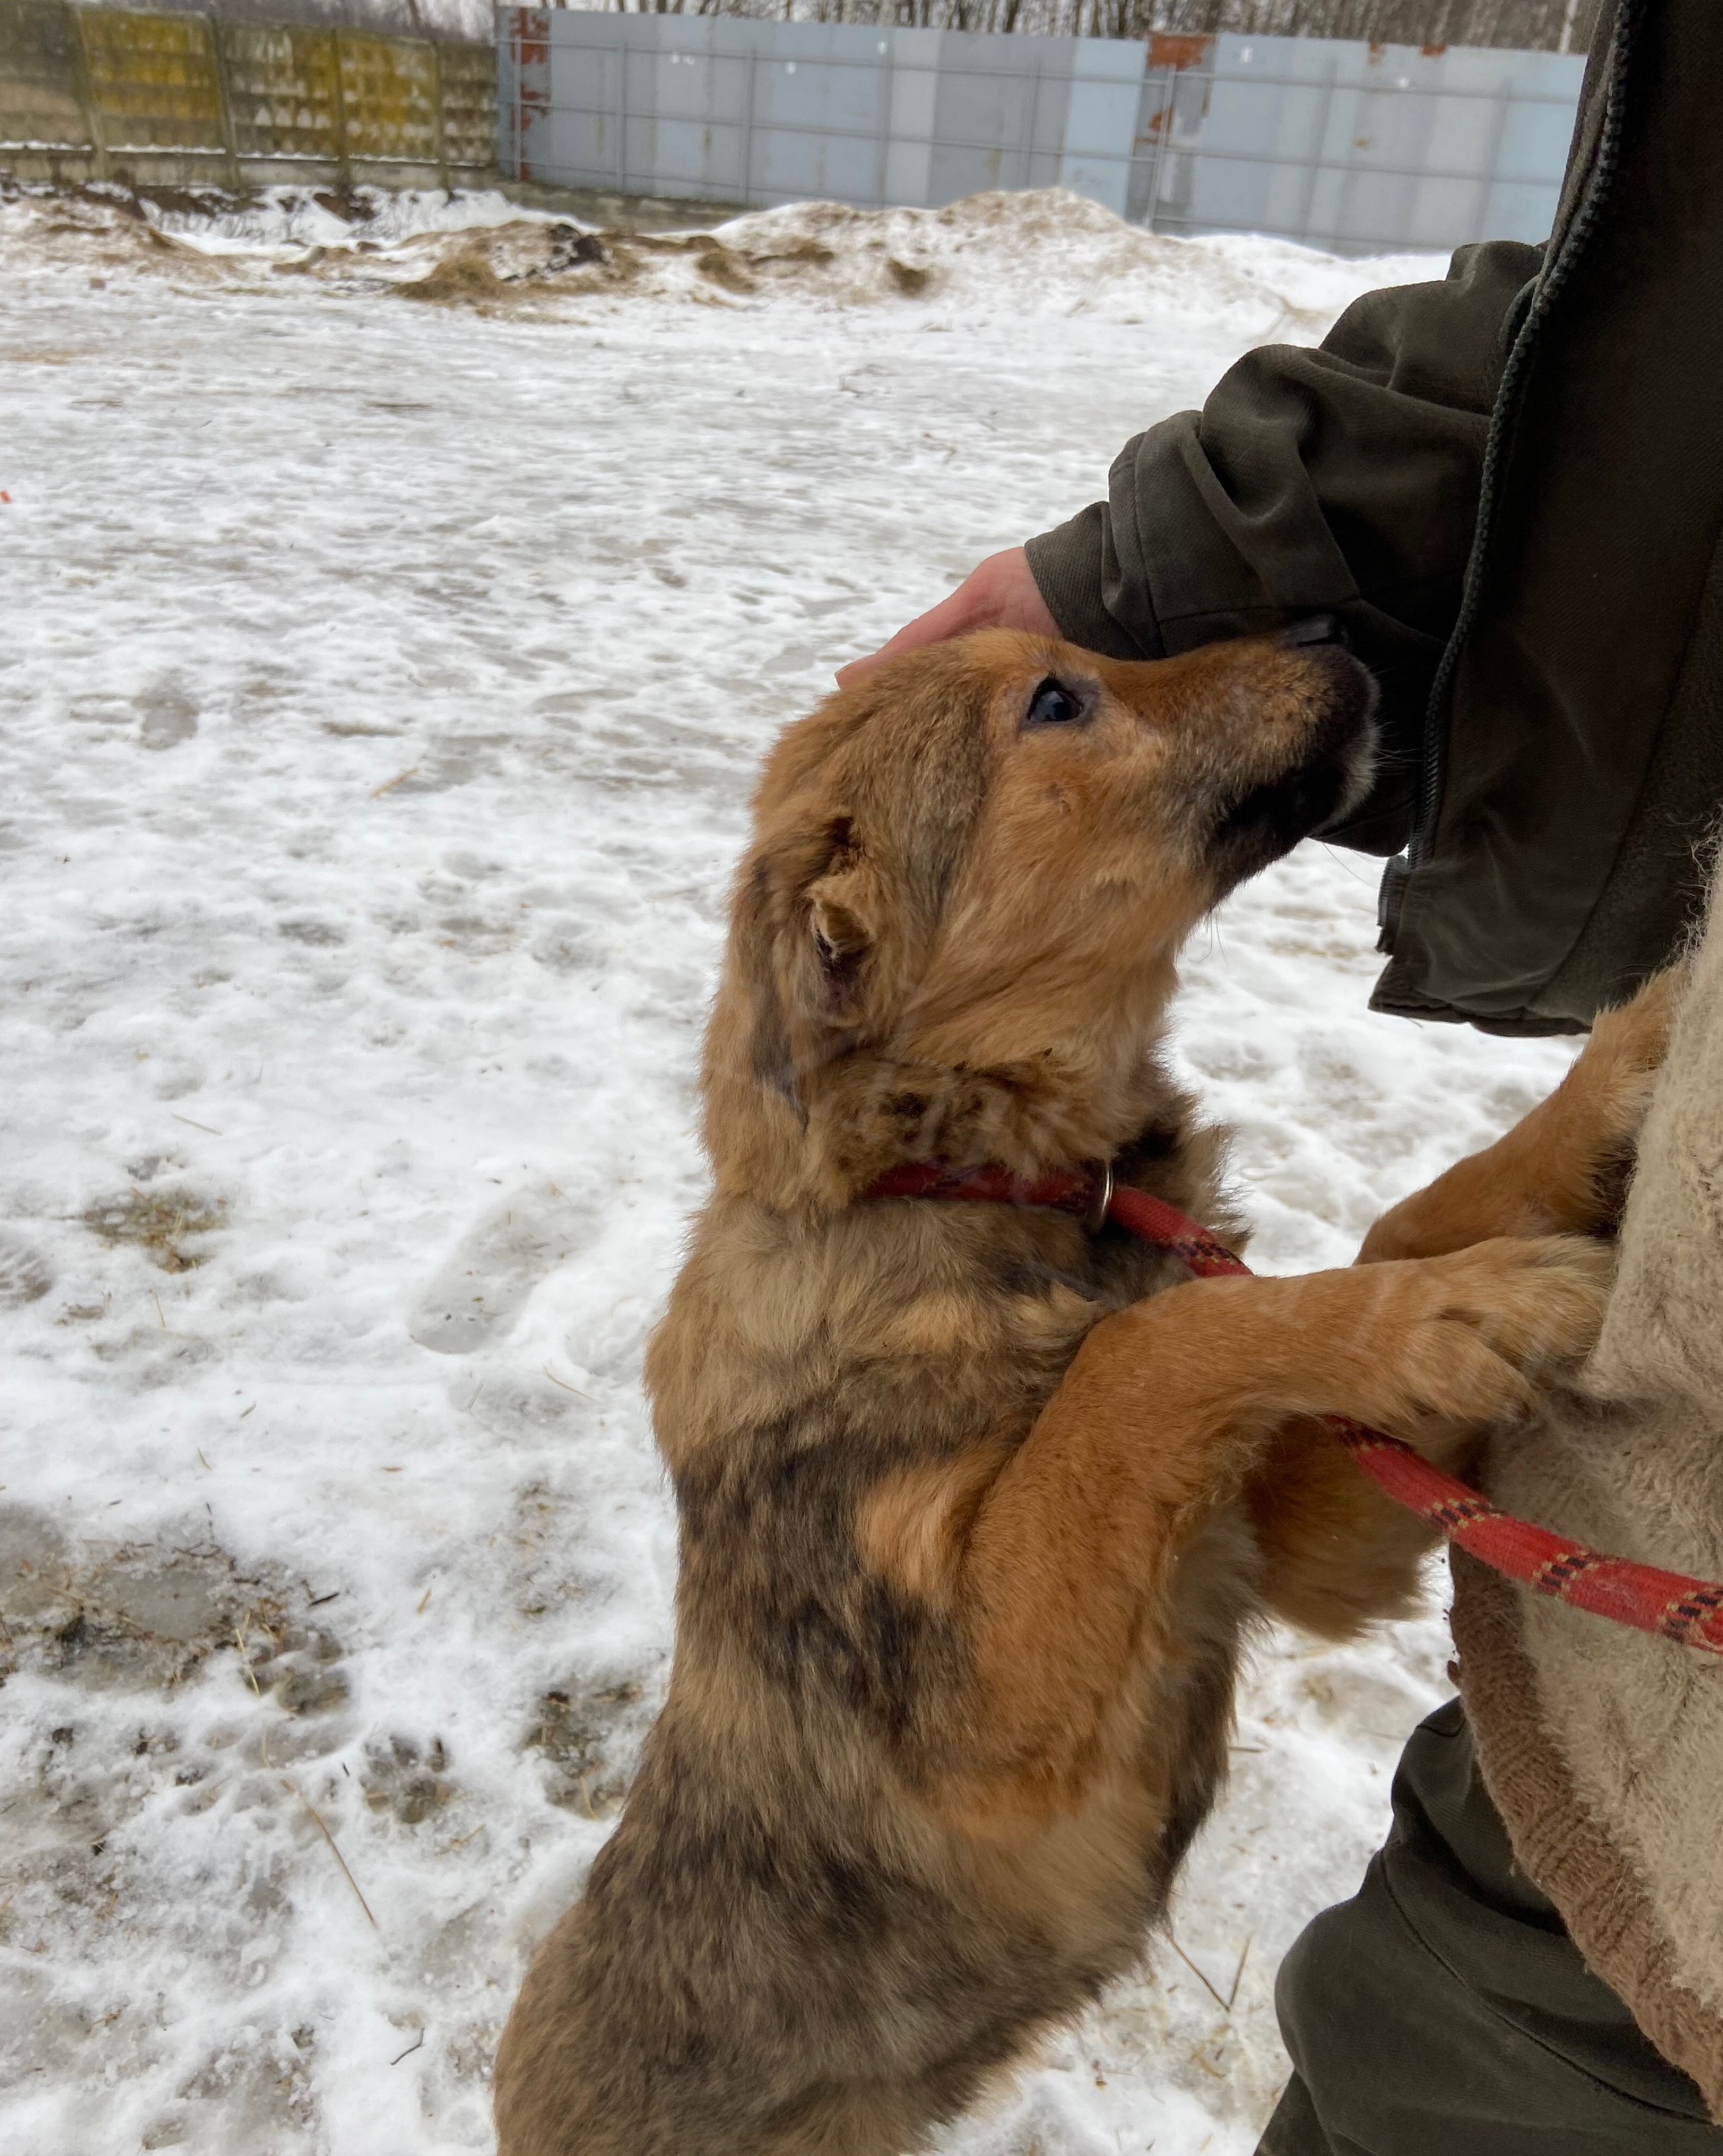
left=1378, top=0, right=1639, bottom=954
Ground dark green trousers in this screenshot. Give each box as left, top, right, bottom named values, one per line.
left=1256, top=1701, right=1721, bottom=2154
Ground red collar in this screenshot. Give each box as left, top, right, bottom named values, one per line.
left=863, top=1159, right=1101, bottom=1223
left=860, top=1160, right=1243, bottom=1276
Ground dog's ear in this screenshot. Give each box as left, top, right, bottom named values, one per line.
left=804, top=867, right=875, bottom=1020
left=731, top=851, right=801, bottom=1113
left=729, top=819, right=883, bottom=1113
left=793, top=810, right=883, bottom=1038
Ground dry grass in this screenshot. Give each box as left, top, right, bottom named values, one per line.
left=283, top=1778, right=378, bottom=1929
left=81, top=1187, right=225, bottom=1272
left=396, top=252, right=510, bottom=305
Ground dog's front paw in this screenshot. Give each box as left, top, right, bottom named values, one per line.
left=1341, top=1234, right=1613, bottom=1440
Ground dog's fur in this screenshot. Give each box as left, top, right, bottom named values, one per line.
left=494, top=629, right=1669, bottom=2156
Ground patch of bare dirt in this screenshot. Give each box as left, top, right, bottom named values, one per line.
left=0, top=1501, right=334, bottom=1697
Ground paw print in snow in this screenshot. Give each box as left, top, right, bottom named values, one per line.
left=361, top=1734, right=453, bottom=1824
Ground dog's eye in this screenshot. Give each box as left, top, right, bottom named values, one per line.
left=1025, top=677, right=1086, bottom=728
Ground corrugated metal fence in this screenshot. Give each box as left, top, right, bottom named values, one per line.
left=0, top=0, right=495, bottom=187
left=497, top=8, right=1584, bottom=254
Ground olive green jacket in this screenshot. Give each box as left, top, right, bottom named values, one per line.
left=1027, top=0, right=1723, bottom=1035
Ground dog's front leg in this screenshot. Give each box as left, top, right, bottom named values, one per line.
left=1360, top=966, right=1683, bottom=1263
left=1246, top=968, right=1683, bottom=1638
left=949, top=1235, right=1609, bottom=1806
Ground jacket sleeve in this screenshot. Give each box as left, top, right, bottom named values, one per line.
left=1025, top=240, right=1540, bottom=854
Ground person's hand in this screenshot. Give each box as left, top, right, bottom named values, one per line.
left=835, top=547, right=1059, bottom=688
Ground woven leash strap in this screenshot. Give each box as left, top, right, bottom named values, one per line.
left=867, top=1164, right=1723, bottom=1657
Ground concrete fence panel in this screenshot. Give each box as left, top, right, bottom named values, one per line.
left=0, top=0, right=92, bottom=149
left=436, top=33, right=491, bottom=169
left=0, top=0, right=496, bottom=185
left=77, top=3, right=226, bottom=154
left=338, top=25, right=438, bottom=163
left=220, top=20, right=342, bottom=163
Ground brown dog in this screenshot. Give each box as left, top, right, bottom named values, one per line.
left=494, top=628, right=1665, bottom=2156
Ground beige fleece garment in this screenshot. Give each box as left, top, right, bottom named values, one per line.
left=1455, top=859, right=1723, bottom=2117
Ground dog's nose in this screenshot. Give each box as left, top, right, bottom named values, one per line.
left=1284, top=614, right=1349, bottom=650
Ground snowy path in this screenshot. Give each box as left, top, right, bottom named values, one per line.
left=0, top=188, right=1574, bottom=2155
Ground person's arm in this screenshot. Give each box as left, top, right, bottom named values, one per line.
left=845, top=240, right=1540, bottom=857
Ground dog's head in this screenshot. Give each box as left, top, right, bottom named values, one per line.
left=707, top=626, right=1376, bottom=1202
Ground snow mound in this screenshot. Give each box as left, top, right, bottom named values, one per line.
left=0, top=180, right=554, bottom=282
left=704, top=189, right=1439, bottom=328
left=0, top=178, right=1441, bottom=333
left=145, top=183, right=553, bottom=257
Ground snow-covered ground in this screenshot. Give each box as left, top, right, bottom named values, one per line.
left=0, top=183, right=1577, bottom=2156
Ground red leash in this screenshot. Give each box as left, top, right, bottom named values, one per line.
left=867, top=1162, right=1723, bottom=1657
